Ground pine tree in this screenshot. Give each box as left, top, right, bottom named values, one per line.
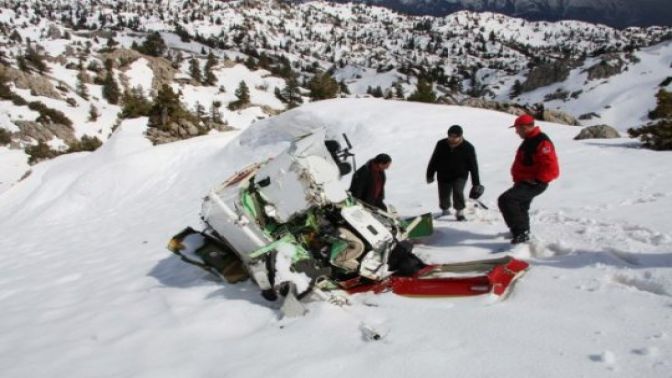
left=509, top=80, right=522, bottom=99
left=102, top=70, right=120, bottom=105
left=139, top=31, right=167, bottom=57
left=308, top=71, right=338, bottom=101
left=648, top=89, right=672, bottom=120
left=194, top=101, right=206, bottom=122
left=228, top=81, right=250, bottom=110
left=121, top=87, right=152, bottom=118
left=448, top=75, right=462, bottom=93
left=24, top=46, right=48, bottom=73
left=9, top=29, right=22, bottom=43
left=628, top=119, right=672, bottom=151
left=76, top=70, right=89, bottom=100
left=189, top=57, right=202, bottom=83
left=628, top=89, right=672, bottom=150
left=0, top=128, right=10, bottom=146
left=149, top=84, right=187, bottom=129
left=407, top=79, right=436, bottom=103
left=210, top=101, right=223, bottom=123
left=371, top=86, right=384, bottom=98
left=203, top=52, right=218, bottom=86
left=339, top=80, right=350, bottom=95
left=106, top=36, right=118, bottom=49
left=276, top=73, right=303, bottom=109
left=88, top=104, right=99, bottom=121
left=393, top=82, right=404, bottom=98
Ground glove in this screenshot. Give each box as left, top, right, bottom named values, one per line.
left=427, top=176, right=435, bottom=184
left=469, top=184, right=484, bottom=199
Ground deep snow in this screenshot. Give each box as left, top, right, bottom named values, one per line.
left=0, top=99, right=671, bottom=377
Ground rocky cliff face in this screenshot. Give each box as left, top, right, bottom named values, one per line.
left=332, top=0, right=671, bottom=28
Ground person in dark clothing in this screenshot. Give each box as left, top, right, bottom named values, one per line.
left=426, top=125, right=482, bottom=221
left=349, top=153, right=391, bottom=211
left=498, top=114, right=559, bottom=244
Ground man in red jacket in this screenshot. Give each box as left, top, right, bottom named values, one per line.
left=498, top=114, right=559, bottom=244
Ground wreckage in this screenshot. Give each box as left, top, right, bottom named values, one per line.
left=168, top=129, right=528, bottom=316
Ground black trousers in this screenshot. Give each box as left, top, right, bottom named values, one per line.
left=438, top=178, right=467, bottom=211
left=498, top=182, right=548, bottom=235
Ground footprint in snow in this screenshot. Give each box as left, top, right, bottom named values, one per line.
left=631, top=346, right=660, bottom=357
left=589, top=350, right=616, bottom=366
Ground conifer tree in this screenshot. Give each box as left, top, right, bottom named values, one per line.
left=228, top=81, right=250, bottom=110
left=24, top=46, right=48, bottom=73
left=106, top=36, right=118, bottom=49
left=194, top=101, right=206, bottom=122
left=76, top=70, right=89, bottom=100
left=88, top=104, right=99, bottom=122
left=407, top=79, right=436, bottom=103
left=394, top=81, right=404, bottom=99
left=628, top=89, right=672, bottom=150
left=203, top=52, right=218, bottom=86
left=210, top=101, right=223, bottom=124
left=189, top=57, right=202, bottom=83
left=121, top=87, right=152, bottom=118
left=139, top=31, right=167, bottom=57
left=149, top=84, right=193, bottom=129
left=509, top=80, right=522, bottom=99
left=308, top=71, right=338, bottom=100
left=275, top=73, right=303, bottom=109
left=102, top=70, right=120, bottom=105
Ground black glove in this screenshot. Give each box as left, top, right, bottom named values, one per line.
left=469, top=184, right=484, bottom=199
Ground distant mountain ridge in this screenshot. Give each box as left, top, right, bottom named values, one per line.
left=323, top=0, right=672, bottom=28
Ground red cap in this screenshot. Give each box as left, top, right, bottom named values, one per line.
left=510, top=114, right=535, bottom=128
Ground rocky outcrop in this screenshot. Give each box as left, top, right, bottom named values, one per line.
left=0, top=65, right=62, bottom=100
left=521, top=61, right=571, bottom=93
left=541, top=109, right=581, bottom=126
left=102, top=49, right=177, bottom=94
left=14, top=120, right=77, bottom=145
left=146, top=120, right=232, bottom=145
left=460, top=98, right=525, bottom=115
left=574, top=125, right=621, bottom=140
left=584, top=55, right=624, bottom=81
left=457, top=98, right=580, bottom=126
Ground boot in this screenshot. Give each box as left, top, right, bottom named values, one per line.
left=455, top=210, right=466, bottom=222
left=511, top=230, right=530, bottom=244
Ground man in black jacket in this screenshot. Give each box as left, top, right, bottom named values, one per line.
left=426, top=125, right=482, bottom=221
left=349, top=153, right=391, bottom=211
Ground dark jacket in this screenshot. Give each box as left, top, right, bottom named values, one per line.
left=426, top=139, right=480, bottom=185
left=511, top=127, right=559, bottom=184
left=349, top=160, right=386, bottom=209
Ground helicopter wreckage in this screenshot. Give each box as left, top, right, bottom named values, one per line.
left=168, top=129, right=528, bottom=317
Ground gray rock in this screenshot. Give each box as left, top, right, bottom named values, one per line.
left=574, top=125, right=621, bottom=140
left=102, top=48, right=178, bottom=95
left=521, top=61, right=571, bottom=93
left=460, top=98, right=523, bottom=115
left=542, top=109, right=581, bottom=126
left=0, top=66, right=62, bottom=100
left=584, top=55, right=624, bottom=81
left=14, top=120, right=76, bottom=145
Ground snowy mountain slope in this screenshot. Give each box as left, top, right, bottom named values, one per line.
left=1, top=0, right=670, bottom=146
left=508, top=40, right=672, bottom=130
left=1, top=99, right=671, bottom=377
left=338, top=0, right=672, bottom=28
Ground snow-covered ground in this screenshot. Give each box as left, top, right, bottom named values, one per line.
left=0, top=99, right=670, bottom=377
